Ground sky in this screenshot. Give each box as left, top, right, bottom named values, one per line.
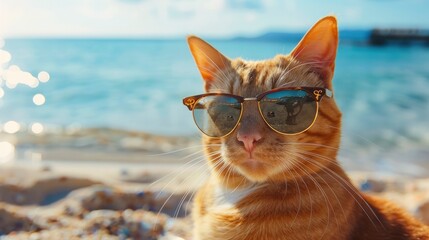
left=0, top=0, right=428, bottom=38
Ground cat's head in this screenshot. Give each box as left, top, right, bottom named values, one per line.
left=187, top=16, right=342, bottom=187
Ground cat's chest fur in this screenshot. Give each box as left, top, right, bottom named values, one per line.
left=210, top=184, right=261, bottom=213
left=193, top=177, right=355, bottom=240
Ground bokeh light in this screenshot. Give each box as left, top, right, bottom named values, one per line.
left=0, top=38, right=49, bottom=168
left=38, top=71, right=50, bottom=83
left=33, top=93, right=46, bottom=106
left=4, top=121, right=20, bottom=134
left=31, top=122, right=44, bottom=134
left=0, top=49, right=11, bottom=64
left=0, top=141, right=15, bottom=163
left=4, top=65, right=39, bottom=89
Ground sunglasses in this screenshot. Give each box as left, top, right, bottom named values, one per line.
left=183, top=87, right=333, bottom=138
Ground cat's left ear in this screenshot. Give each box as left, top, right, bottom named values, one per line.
left=187, top=36, right=231, bottom=91
left=290, top=16, right=338, bottom=86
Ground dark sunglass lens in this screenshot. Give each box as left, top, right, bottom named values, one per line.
left=193, top=95, right=241, bottom=137
left=259, top=90, right=317, bottom=134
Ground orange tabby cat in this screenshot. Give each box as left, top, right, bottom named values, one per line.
left=185, top=16, right=429, bottom=240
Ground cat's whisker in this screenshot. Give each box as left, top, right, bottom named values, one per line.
left=153, top=157, right=204, bottom=212
left=149, top=149, right=213, bottom=188
left=327, top=124, right=387, bottom=151
left=225, top=162, right=235, bottom=189
left=153, top=149, right=220, bottom=197
left=171, top=160, right=213, bottom=218
left=150, top=149, right=216, bottom=220
left=142, top=144, right=213, bottom=157
left=149, top=157, right=203, bottom=188
left=193, top=65, right=232, bottom=93
left=231, top=174, right=247, bottom=193
left=281, top=157, right=331, bottom=238
left=197, top=64, right=231, bottom=87
left=280, top=142, right=340, bottom=151
left=287, top=153, right=344, bottom=231
left=193, top=46, right=231, bottom=86
left=173, top=187, right=193, bottom=219
left=291, top=151, right=385, bottom=230
left=276, top=161, right=303, bottom=230
left=184, top=185, right=199, bottom=217
left=184, top=157, right=228, bottom=217
left=295, top=158, right=345, bottom=231
left=215, top=159, right=235, bottom=188
left=155, top=161, right=211, bottom=223
left=288, top=160, right=314, bottom=237
left=296, top=160, right=333, bottom=239
left=147, top=148, right=209, bottom=182
left=172, top=157, right=217, bottom=219
left=281, top=141, right=374, bottom=160
left=291, top=149, right=347, bottom=170
left=277, top=52, right=329, bottom=87
left=277, top=60, right=330, bottom=88
left=276, top=43, right=310, bottom=86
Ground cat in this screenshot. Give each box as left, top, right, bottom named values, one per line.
left=185, top=16, right=429, bottom=240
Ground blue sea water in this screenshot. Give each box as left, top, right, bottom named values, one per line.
left=1, top=39, right=429, bottom=159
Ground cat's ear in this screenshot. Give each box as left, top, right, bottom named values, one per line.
left=187, top=36, right=231, bottom=90
left=290, top=16, right=338, bottom=85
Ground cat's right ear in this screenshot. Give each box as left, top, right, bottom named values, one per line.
left=290, top=16, right=338, bottom=86
left=187, top=36, right=231, bottom=90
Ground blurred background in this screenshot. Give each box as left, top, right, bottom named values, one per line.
left=0, top=0, right=429, bottom=176
left=1, top=0, right=429, bottom=239
left=1, top=0, right=428, bottom=174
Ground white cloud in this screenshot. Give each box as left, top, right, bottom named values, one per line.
left=0, top=0, right=272, bottom=37
left=0, top=0, right=428, bottom=37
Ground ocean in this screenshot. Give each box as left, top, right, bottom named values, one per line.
left=1, top=39, right=429, bottom=174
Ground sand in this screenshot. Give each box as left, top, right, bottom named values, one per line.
left=1, top=130, right=429, bottom=239
left=0, top=161, right=202, bottom=240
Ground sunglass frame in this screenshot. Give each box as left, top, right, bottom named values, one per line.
left=183, top=87, right=333, bottom=137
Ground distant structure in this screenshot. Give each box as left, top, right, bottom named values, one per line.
left=369, top=28, right=429, bottom=46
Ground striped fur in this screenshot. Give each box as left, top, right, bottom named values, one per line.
left=188, top=16, right=429, bottom=240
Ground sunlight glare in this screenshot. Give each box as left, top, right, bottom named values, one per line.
left=9, top=65, right=19, bottom=71
left=38, top=71, right=50, bottom=83
left=33, top=93, right=46, bottom=106
left=0, top=50, right=11, bottom=64
left=31, top=122, right=44, bottom=134
left=0, top=141, right=15, bottom=164
left=4, top=121, right=20, bottom=134
left=0, top=88, right=4, bottom=98
left=4, top=65, right=40, bottom=89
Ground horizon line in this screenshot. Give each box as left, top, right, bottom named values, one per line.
left=0, top=27, right=383, bottom=40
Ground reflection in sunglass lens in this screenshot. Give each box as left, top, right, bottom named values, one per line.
left=193, top=95, right=241, bottom=137
left=259, top=90, right=317, bottom=134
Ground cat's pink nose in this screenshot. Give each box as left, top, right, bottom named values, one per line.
left=237, top=132, right=262, bottom=153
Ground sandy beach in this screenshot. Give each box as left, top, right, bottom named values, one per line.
left=0, top=129, right=205, bottom=239
left=0, top=129, right=428, bottom=239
